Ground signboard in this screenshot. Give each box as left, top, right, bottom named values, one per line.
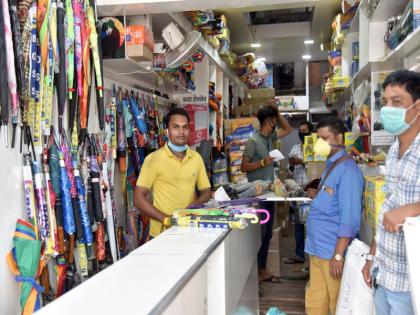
left=177, top=94, right=209, bottom=146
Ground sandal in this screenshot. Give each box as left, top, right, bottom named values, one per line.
left=283, top=257, right=305, bottom=264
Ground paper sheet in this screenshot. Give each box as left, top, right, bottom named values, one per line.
left=214, top=186, right=231, bottom=202
left=269, top=149, right=285, bottom=162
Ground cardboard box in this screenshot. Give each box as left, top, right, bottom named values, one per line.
left=307, top=161, right=326, bottom=181
left=303, top=144, right=314, bottom=162
left=125, top=25, right=154, bottom=51
left=365, top=176, right=387, bottom=199
left=364, top=192, right=385, bottom=228
left=126, top=43, right=154, bottom=62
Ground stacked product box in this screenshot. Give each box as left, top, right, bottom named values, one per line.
left=211, top=158, right=229, bottom=188
left=225, top=119, right=255, bottom=184
left=303, top=133, right=327, bottom=162
left=364, top=176, right=387, bottom=228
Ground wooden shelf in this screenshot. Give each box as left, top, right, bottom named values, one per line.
left=370, top=0, right=410, bottom=22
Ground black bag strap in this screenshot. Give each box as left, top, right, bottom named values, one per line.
left=316, top=154, right=352, bottom=194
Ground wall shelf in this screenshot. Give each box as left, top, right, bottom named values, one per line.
left=103, top=58, right=195, bottom=94
left=370, top=0, right=411, bottom=23
left=379, top=28, right=420, bottom=64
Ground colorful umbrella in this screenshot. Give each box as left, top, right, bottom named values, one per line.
left=89, top=140, right=104, bottom=223
left=17, top=0, right=32, bottom=30
left=65, top=0, right=75, bottom=99
left=31, top=160, right=50, bottom=242
left=59, top=151, right=75, bottom=236
left=74, top=165, right=93, bottom=245
left=129, top=93, right=147, bottom=134
left=72, top=0, right=82, bottom=98
left=6, top=219, right=47, bottom=314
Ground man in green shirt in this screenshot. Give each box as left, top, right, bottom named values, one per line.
left=241, top=105, right=292, bottom=282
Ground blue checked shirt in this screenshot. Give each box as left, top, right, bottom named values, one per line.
left=374, top=133, right=420, bottom=292
left=289, top=144, right=309, bottom=186
left=305, top=149, right=364, bottom=260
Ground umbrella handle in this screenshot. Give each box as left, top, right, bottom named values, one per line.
left=254, top=209, right=270, bottom=224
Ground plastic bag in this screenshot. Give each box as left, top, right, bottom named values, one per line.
left=336, top=239, right=374, bottom=315
left=404, top=217, right=420, bottom=315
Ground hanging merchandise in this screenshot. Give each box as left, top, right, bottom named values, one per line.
left=0, top=1, right=10, bottom=147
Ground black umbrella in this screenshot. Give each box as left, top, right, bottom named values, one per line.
left=9, top=0, right=26, bottom=148
left=0, top=3, right=10, bottom=146
left=88, top=138, right=104, bottom=223
left=56, top=1, right=67, bottom=133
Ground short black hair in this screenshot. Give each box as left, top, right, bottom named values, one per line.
left=316, top=116, right=347, bottom=138
left=383, top=70, right=420, bottom=101
left=299, top=121, right=314, bottom=132
left=257, top=105, right=278, bottom=127
left=164, top=107, right=190, bottom=128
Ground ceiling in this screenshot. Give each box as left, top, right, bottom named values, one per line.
left=223, top=0, right=341, bottom=63
left=98, top=0, right=341, bottom=63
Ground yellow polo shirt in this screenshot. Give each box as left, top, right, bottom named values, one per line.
left=136, top=144, right=211, bottom=237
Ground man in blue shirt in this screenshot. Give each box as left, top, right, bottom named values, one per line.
left=305, top=117, right=364, bottom=315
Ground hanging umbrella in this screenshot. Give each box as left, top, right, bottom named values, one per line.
left=41, top=149, right=58, bottom=256
left=49, top=141, right=65, bottom=253
left=55, top=255, right=66, bottom=297
left=31, top=160, right=50, bottom=243
left=9, top=0, right=26, bottom=148
left=37, top=0, right=49, bottom=74
left=95, top=221, right=106, bottom=262
left=6, top=219, right=47, bottom=314
left=87, top=2, right=104, bottom=130
left=129, top=93, right=147, bottom=135
left=56, top=1, right=67, bottom=132
left=2, top=0, right=19, bottom=130
left=72, top=0, right=82, bottom=98
left=89, top=139, right=104, bottom=223
left=65, top=0, right=74, bottom=99
left=0, top=2, right=10, bottom=147
left=59, top=150, right=75, bottom=236
left=74, top=164, right=93, bottom=246
left=17, top=0, right=32, bottom=30
left=23, top=153, right=39, bottom=238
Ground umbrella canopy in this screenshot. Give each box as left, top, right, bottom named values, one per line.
left=6, top=219, right=47, bottom=314
left=56, top=1, right=66, bottom=132
left=0, top=2, right=10, bottom=146
left=129, top=93, right=147, bottom=135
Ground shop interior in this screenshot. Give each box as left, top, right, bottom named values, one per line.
left=1, top=0, right=419, bottom=314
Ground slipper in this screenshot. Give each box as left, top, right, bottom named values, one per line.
left=283, top=257, right=305, bottom=264
left=262, top=276, right=281, bottom=283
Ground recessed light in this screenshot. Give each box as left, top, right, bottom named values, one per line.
left=304, top=39, right=314, bottom=45
left=302, top=55, right=312, bottom=60
left=251, top=43, right=261, bottom=48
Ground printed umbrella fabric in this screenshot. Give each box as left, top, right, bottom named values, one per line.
left=56, top=1, right=66, bottom=131
left=6, top=219, right=47, bottom=314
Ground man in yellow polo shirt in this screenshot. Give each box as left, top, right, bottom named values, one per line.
left=134, top=107, right=211, bottom=238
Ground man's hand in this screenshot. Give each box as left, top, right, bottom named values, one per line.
left=307, top=188, right=317, bottom=199
left=264, top=156, right=274, bottom=167
left=362, top=261, right=373, bottom=288
left=383, top=208, right=406, bottom=233
left=330, top=258, right=344, bottom=279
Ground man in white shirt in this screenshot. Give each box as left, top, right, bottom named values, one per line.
left=284, top=121, right=313, bottom=265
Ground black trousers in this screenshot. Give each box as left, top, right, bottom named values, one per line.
left=257, top=201, right=275, bottom=270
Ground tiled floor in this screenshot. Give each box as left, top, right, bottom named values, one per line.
left=259, top=228, right=307, bottom=315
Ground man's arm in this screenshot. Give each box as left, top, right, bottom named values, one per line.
left=241, top=155, right=273, bottom=173
left=276, top=114, right=293, bottom=138
left=134, top=187, right=167, bottom=223
left=362, top=239, right=376, bottom=287
left=188, top=188, right=212, bottom=208
left=383, top=202, right=420, bottom=233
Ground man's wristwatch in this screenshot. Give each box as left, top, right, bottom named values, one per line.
left=334, top=254, right=344, bottom=261
left=366, top=254, right=374, bottom=262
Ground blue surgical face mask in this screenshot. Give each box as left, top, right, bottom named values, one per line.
left=167, top=140, right=188, bottom=153
left=380, top=103, right=418, bottom=135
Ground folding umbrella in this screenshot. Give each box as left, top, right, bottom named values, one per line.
left=0, top=2, right=10, bottom=147
left=6, top=219, right=47, bottom=314
left=72, top=0, right=83, bottom=98
left=56, top=1, right=67, bottom=132
left=37, top=0, right=49, bottom=74
left=74, top=165, right=93, bottom=246
left=89, top=139, right=104, bottom=223
left=59, top=150, right=75, bottom=236
left=31, top=160, right=50, bottom=243
left=17, top=0, right=32, bottom=30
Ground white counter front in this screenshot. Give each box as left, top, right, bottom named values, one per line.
left=36, top=225, right=260, bottom=315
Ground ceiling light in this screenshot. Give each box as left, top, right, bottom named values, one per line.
left=251, top=43, right=261, bottom=48
left=304, top=39, right=314, bottom=45
left=302, top=55, right=312, bottom=60
left=257, top=57, right=266, bottom=62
